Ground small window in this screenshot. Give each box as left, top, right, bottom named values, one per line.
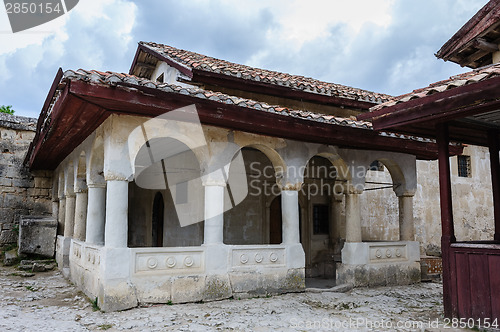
left=457, top=155, right=472, bottom=177
left=313, top=204, right=329, bottom=235
left=369, top=160, right=384, bottom=171
left=156, top=73, right=164, bottom=83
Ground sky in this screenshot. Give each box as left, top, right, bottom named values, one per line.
left=0, top=0, right=488, bottom=118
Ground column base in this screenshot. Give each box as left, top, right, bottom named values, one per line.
left=55, top=235, right=71, bottom=270
left=338, top=241, right=421, bottom=287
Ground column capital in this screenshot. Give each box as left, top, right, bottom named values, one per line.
left=88, top=183, right=106, bottom=189
left=345, top=187, right=363, bottom=195
left=201, top=167, right=228, bottom=187
left=75, top=188, right=88, bottom=194
left=396, top=191, right=415, bottom=198
left=202, top=179, right=227, bottom=187
left=279, top=182, right=303, bottom=191
left=104, top=175, right=130, bottom=182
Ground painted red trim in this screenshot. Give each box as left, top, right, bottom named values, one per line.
left=133, top=44, right=194, bottom=79
left=28, top=79, right=463, bottom=170
left=437, top=123, right=456, bottom=318
left=370, top=76, right=500, bottom=130
left=128, top=43, right=142, bottom=75
left=488, top=130, right=500, bottom=242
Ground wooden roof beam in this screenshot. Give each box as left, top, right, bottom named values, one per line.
left=474, top=37, right=499, bottom=52
left=135, top=61, right=156, bottom=71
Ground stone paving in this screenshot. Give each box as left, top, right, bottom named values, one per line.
left=0, top=264, right=469, bottom=331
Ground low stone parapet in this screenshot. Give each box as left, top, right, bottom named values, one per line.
left=64, top=243, right=305, bottom=311
left=337, top=241, right=421, bottom=287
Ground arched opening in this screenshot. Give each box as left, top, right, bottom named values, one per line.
left=152, top=192, right=164, bottom=247
left=300, top=155, right=339, bottom=278
left=128, top=137, right=204, bottom=247
left=73, top=151, right=88, bottom=241
left=224, top=147, right=282, bottom=245
left=361, top=159, right=403, bottom=241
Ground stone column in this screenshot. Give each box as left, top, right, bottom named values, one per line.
left=57, top=196, right=66, bottom=235
left=204, top=184, right=225, bottom=244
left=104, top=180, right=128, bottom=248
left=63, top=193, right=76, bottom=238
left=281, top=189, right=300, bottom=244
left=86, top=184, right=106, bottom=245
left=398, top=194, right=414, bottom=241
left=345, top=191, right=362, bottom=242
left=73, top=189, right=88, bottom=241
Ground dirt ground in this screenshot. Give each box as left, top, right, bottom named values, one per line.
left=0, top=264, right=469, bottom=331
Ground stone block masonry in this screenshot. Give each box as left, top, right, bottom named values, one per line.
left=0, top=113, right=52, bottom=248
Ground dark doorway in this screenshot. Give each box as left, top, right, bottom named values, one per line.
left=152, top=192, right=164, bottom=247
left=270, top=195, right=282, bottom=244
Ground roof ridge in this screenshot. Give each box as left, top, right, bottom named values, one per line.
left=138, top=41, right=391, bottom=104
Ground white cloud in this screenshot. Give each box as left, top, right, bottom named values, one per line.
left=0, top=5, right=68, bottom=56
left=270, top=0, right=394, bottom=46
left=0, top=0, right=491, bottom=117
left=0, top=0, right=137, bottom=117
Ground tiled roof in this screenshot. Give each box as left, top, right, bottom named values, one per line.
left=369, top=63, right=500, bottom=112
left=435, top=0, right=500, bottom=68
left=62, top=69, right=373, bottom=129
left=140, top=42, right=391, bottom=104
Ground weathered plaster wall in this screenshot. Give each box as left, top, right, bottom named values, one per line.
left=0, top=113, right=52, bottom=248
left=414, top=145, right=494, bottom=254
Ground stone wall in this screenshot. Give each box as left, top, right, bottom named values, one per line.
left=0, top=113, right=52, bottom=249
left=414, top=145, right=494, bottom=254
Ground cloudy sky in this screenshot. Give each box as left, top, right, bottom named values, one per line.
left=0, top=0, right=487, bottom=118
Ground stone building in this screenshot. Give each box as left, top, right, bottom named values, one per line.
left=0, top=1, right=496, bottom=315
left=21, top=42, right=450, bottom=311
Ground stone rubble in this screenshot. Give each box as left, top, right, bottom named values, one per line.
left=0, top=264, right=472, bottom=332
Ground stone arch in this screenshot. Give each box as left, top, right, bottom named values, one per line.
left=238, top=143, right=287, bottom=179
left=375, top=158, right=405, bottom=194
left=304, top=152, right=352, bottom=181
left=127, top=116, right=209, bottom=179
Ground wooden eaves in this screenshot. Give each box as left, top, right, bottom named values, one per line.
left=26, top=71, right=456, bottom=171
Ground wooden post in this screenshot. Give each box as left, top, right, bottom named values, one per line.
left=488, top=130, right=500, bottom=242
left=436, top=123, right=456, bottom=318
